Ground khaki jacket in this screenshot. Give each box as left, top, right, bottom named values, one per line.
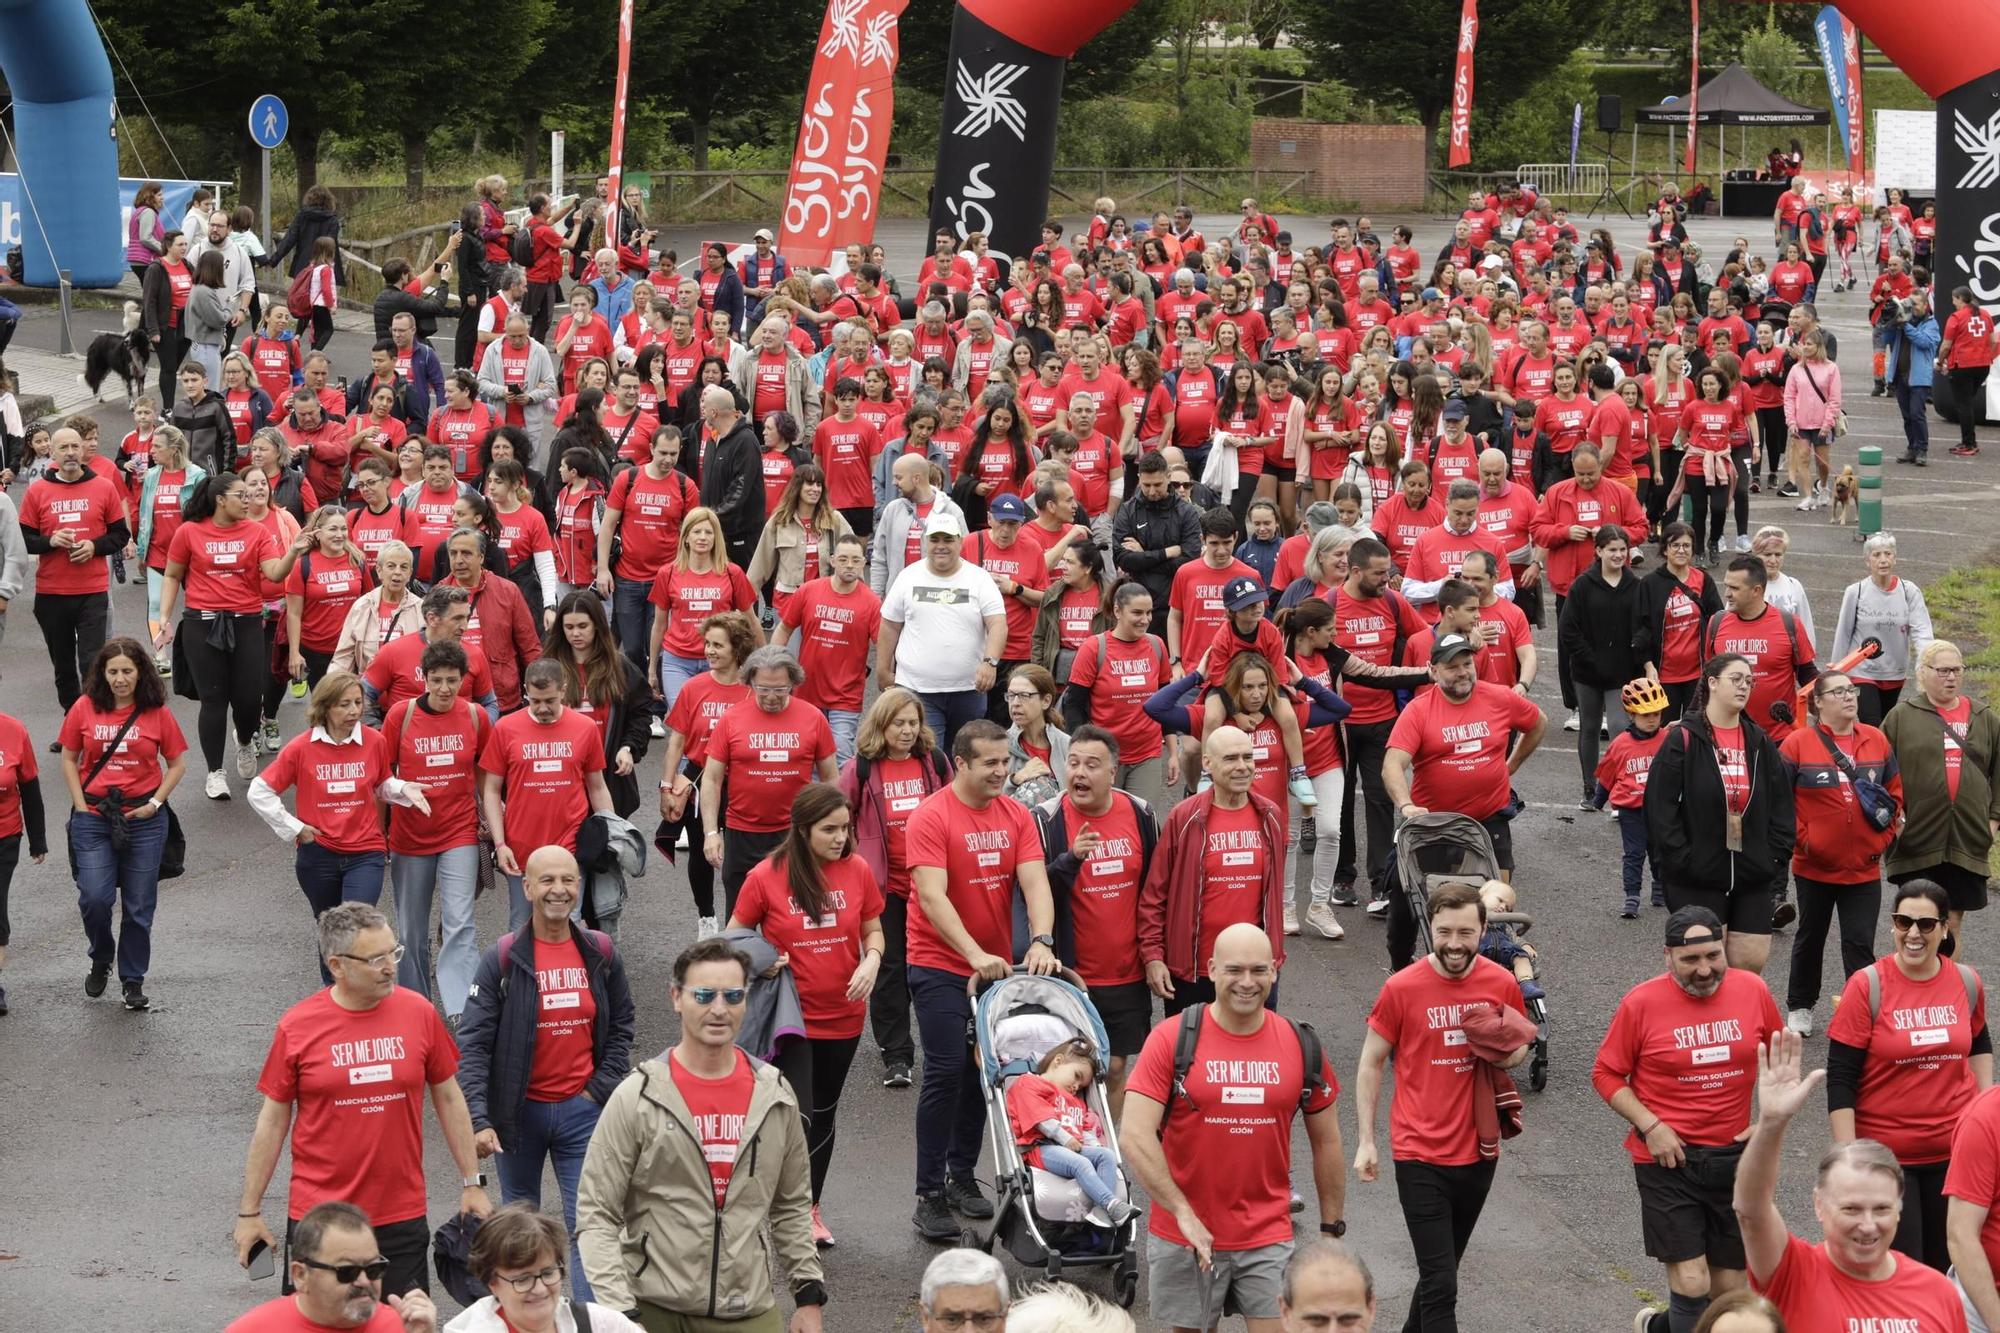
left=576, top=1054, right=821, bottom=1318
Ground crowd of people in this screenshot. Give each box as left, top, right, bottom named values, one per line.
left=2, top=176, right=1999, bottom=1333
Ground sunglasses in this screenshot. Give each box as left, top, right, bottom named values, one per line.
left=298, top=1256, right=390, bottom=1285
left=1892, top=914, right=1944, bottom=935
left=688, top=986, right=748, bottom=1006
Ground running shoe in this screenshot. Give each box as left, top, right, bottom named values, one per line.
left=1776, top=481, right=1800, bottom=498
left=1365, top=894, right=1391, bottom=918
left=1283, top=903, right=1300, bottom=936
left=1305, top=902, right=1345, bottom=939
left=205, top=771, right=231, bottom=800
left=913, top=1193, right=957, bottom=1241
left=1771, top=900, right=1798, bottom=931
left=1330, top=879, right=1359, bottom=907
left=122, top=981, right=150, bottom=1011
left=1563, top=711, right=1581, bottom=732
left=86, top=962, right=110, bottom=998
left=1786, top=1008, right=1814, bottom=1037
left=882, top=1062, right=913, bottom=1089
left=1952, top=445, right=1981, bottom=457
left=650, top=716, right=667, bottom=739
left=236, top=742, right=258, bottom=780
left=697, top=915, right=718, bottom=940
left=1734, top=534, right=1751, bottom=553
left=155, top=652, right=173, bottom=677
left=945, top=1176, right=994, bottom=1219
left=1288, top=773, right=1318, bottom=808
left=262, top=719, right=281, bottom=750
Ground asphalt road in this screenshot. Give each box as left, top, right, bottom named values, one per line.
left=3, top=208, right=1994, bottom=1331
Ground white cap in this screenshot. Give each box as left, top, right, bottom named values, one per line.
left=753, top=228, right=775, bottom=242
left=922, top=510, right=967, bottom=538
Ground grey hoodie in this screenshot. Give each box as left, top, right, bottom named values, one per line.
left=1833, top=575, right=1934, bottom=683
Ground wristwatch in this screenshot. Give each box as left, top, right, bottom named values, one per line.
left=1030, top=933, right=1056, bottom=950
left=1320, top=1220, right=1347, bottom=1238
left=461, top=1172, right=487, bottom=1188
left=982, top=655, right=1001, bottom=667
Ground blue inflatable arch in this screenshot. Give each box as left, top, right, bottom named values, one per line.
left=0, top=0, right=121, bottom=286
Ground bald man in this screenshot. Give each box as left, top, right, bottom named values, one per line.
left=1122, top=923, right=1346, bottom=1333
left=20, top=425, right=128, bottom=710
left=1138, top=726, right=1288, bottom=1017
left=697, top=383, right=766, bottom=570
left=1281, top=1239, right=1377, bottom=1331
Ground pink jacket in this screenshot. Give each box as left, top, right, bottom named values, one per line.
left=1783, top=358, right=1843, bottom=433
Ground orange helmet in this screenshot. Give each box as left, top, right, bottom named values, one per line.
left=1622, top=677, right=1669, bottom=716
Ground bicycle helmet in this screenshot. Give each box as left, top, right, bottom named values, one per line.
left=1622, top=677, right=1669, bottom=715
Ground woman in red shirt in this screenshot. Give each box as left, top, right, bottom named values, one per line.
left=348, top=381, right=407, bottom=478
left=552, top=289, right=615, bottom=395
left=141, top=230, right=193, bottom=407
left=155, top=473, right=311, bottom=800
left=1302, top=365, right=1363, bottom=505
left=59, top=636, right=189, bottom=1010
left=1214, top=360, right=1276, bottom=530
left=284, top=507, right=371, bottom=690
left=1668, top=366, right=1741, bottom=561
left=658, top=611, right=759, bottom=935
left=955, top=397, right=1038, bottom=530
left=218, top=353, right=274, bottom=454
left=247, top=671, right=429, bottom=977
left=0, top=703, right=48, bottom=1013
left=727, top=781, right=884, bottom=1244
left=136, top=423, right=201, bottom=665
left=1942, top=284, right=1998, bottom=458
left=1119, top=345, right=1172, bottom=453
left=647, top=507, right=760, bottom=709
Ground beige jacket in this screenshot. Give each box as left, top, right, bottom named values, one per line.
left=330, top=587, right=424, bottom=675
left=744, top=509, right=854, bottom=593
left=576, top=1054, right=821, bottom=1318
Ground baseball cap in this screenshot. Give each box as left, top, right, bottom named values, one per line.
left=1441, top=399, right=1469, bottom=421
left=753, top=228, right=774, bottom=242
left=1222, top=576, right=1269, bottom=612
left=1480, top=255, right=1506, bottom=269
left=988, top=494, right=1030, bottom=523
left=1665, top=905, right=1724, bottom=947
left=922, top=510, right=967, bottom=538
left=1421, top=286, right=1442, bottom=302
left=1430, top=633, right=1478, bottom=663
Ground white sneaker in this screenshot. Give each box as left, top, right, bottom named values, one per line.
left=1563, top=712, right=1581, bottom=732
left=1786, top=1007, right=1814, bottom=1037
left=1797, top=493, right=1816, bottom=512
left=697, top=915, right=719, bottom=940
left=1283, top=903, right=1301, bottom=935
left=1305, top=901, right=1345, bottom=939
left=235, top=741, right=258, bottom=780
left=649, top=716, right=667, bottom=739
left=1734, top=534, right=1752, bottom=553
left=204, top=771, right=231, bottom=800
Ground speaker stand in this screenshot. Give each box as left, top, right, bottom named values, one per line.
left=1590, top=132, right=1631, bottom=218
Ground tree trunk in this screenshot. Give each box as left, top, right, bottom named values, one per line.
left=520, top=113, right=540, bottom=188
left=291, top=129, right=324, bottom=205
left=237, top=136, right=266, bottom=236
left=690, top=118, right=711, bottom=173
left=1421, top=104, right=1445, bottom=181
left=403, top=129, right=427, bottom=201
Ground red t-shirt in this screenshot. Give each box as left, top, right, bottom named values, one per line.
left=379, top=698, right=486, bottom=856
left=20, top=473, right=125, bottom=596
left=759, top=447, right=801, bottom=515
left=283, top=554, right=368, bottom=653
left=1068, top=430, right=1116, bottom=516
left=1680, top=399, right=1742, bottom=472
left=1474, top=597, right=1532, bottom=688
left=812, top=415, right=883, bottom=511
left=1370, top=494, right=1445, bottom=572
left=1198, top=800, right=1269, bottom=970
left=1061, top=794, right=1146, bottom=986
left=787, top=578, right=882, bottom=712
left=665, top=675, right=750, bottom=772
left=1947, top=1087, right=2000, bottom=1283
left=1369, top=956, right=1528, bottom=1164
left=1168, top=558, right=1260, bottom=671
left=524, top=934, right=599, bottom=1103
left=1590, top=970, right=1780, bottom=1164
left=1706, top=607, right=1813, bottom=737
left=0, top=714, right=37, bottom=839
left=58, top=700, right=186, bottom=800
left=668, top=1050, right=756, bottom=1210
left=1946, top=307, right=1998, bottom=370
left=1125, top=1010, right=1338, bottom=1250
left=1330, top=588, right=1426, bottom=726
left=1387, top=682, right=1541, bottom=820
left=732, top=854, right=885, bottom=1039
left=493, top=504, right=552, bottom=572
left=347, top=504, right=405, bottom=565
left=969, top=530, right=1049, bottom=660
left=1827, top=960, right=1986, bottom=1162
left=364, top=632, right=494, bottom=716
left=1595, top=726, right=1669, bottom=809
left=1167, top=369, right=1219, bottom=448
left=256, top=987, right=458, bottom=1223
left=226, top=1298, right=406, bottom=1332
left=649, top=564, right=757, bottom=659
left=477, top=707, right=606, bottom=866
left=751, top=350, right=790, bottom=418
left=608, top=467, right=697, bottom=581
left=143, top=468, right=192, bottom=572
left=705, top=698, right=834, bottom=835
left=1657, top=567, right=1710, bottom=684
left=1941, top=697, right=1973, bottom=801
left=1754, top=1233, right=1968, bottom=1333
left=904, top=785, right=1044, bottom=976
left=871, top=753, right=933, bottom=899
left=1711, top=723, right=1752, bottom=813
left=1588, top=396, right=1634, bottom=476
left=258, top=729, right=394, bottom=854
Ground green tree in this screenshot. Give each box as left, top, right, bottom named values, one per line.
left=513, top=0, right=615, bottom=181
left=896, top=0, right=1172, bottom=104
left=1738, top=25, right=1809, bottom=104
left=1293, top=0, right=1611, bottom=173
left=632, top=0, right=822, bottom=170
left=1594, top=1, right=1817, bottom=73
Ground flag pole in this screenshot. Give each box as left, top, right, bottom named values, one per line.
left=605, top=0, right=635, bottom=267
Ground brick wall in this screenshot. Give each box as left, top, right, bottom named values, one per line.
left=1249, top=119, right=1429, bottom=208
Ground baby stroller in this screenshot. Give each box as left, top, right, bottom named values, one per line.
left=1396, top=812, right=1550, bottom=1091
left=969, top=967, right=1141, bottom=1308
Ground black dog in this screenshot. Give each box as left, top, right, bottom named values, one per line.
left=81, top=301, right=152, bottom=406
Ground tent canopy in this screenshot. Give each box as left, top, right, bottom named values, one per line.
left=1638, top=62, right=1832, bottom=126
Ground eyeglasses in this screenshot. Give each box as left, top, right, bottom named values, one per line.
left=495, top=1265, right=564, bottom=1293
left=1003, top=691, right=1042, bottom=703
left=336, top=946, right=407, bottom=968
left=1892, top=914, right=1944, bottom=935
left=929, top=1312, right=1005, bottom=1331
left=1931, top=666, right=1964, bottom=677
left=1716, top=674, right=1754, bottom=688
left=298, top=1256, right=390, bottom=1285
left=752, top=683, right=795, bottom=696
left=1819, top=686, right=1859, bottom=698
left=688, top=986, right=748, bottom=1006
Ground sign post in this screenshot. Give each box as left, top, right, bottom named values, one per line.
left=248, top=94, right=289, bottom=246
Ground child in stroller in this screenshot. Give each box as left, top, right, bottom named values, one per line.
left=1479, top=879, right=1550, bottom=1090
left=1004, top=1038, right=1139, bottom=1229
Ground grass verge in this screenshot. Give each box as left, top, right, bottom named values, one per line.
left=1921, top=552, right=2000, bottom=881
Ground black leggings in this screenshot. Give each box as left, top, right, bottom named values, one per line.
left=1663, top=679, right=1697, bottom=723
left=1893, top=1159, right=1951, bottom=1272
left=1648, top=449, right=1684, bottom=530
left=772, top=1034, right=862, bottom=1202
left=1856, top=681, right=1901, bottom=728
left=263, top=617, right=288, bottom=720
left=156, top=323, right=187, bottom=410
left=674, top=764, right=716, bottom=918
left=1729, top=445, right=1754, bottom=536
left=1755, top=408, right=1788, bottom=480
left=868, top=891, right=915, bottom=1067
left=1687, top=475, right=1729, bottom=552
left=308, top=307, right=333, bottom=351
left=1950, top=367, right=1990, bottom=448
left=180, top=611, right=266, bottom=769
left=0, top=833, right=18, bottom=948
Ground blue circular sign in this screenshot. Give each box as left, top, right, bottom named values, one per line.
left=249, top=95, right=289, bottom=150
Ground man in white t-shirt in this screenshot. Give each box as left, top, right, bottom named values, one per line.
left=877, top=510, right=1007, bottom=750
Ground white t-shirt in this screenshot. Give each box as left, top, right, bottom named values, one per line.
left=882, top=557, right=1006, bottom=693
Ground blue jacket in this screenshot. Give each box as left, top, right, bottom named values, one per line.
left=456, top=926, right=636, bottom=1151
left=1886, top=313, right=1942, bottom=389
left=588, top=273, right=637, bottom=328
left=136, top=460, right=209, bottom=566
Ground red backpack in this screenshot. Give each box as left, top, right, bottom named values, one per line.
left=286, top=267, right=315, bottom=319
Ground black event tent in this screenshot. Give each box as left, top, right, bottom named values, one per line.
left=1638, top=62, right=1832, bottom=126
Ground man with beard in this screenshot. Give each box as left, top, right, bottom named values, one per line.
left=1593, top=907, right=1782, bottom=1333
left=227, top=1201, right=438, bottom=1331
left=1352, top=883, right=1530, bottom=1333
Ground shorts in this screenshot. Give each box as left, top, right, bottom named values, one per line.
left=1089, top=980, right=1155, bottom=1057
left=1634, top=1143, right=1748, bottom=1269
left=1479, top=814, right=1515, bottom=873
left=1664, top=881, right=1773, bottom=935
left=1895, top=864, right=1989, bottom=915
left=1146, top=1233, right=1292, bottom=1326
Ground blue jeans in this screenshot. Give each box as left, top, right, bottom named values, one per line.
left=71, top=807, right=169, bottom=983
left=503, top=873, right=530, bottom=935
left=1039, top=1143, right=1121, bottom=1208
left=1616, top=807, right=1659, bottom=907
left=908, top=963, right=986, bottom=1195
left=658, top=652, right=707, bottom=712
left=391, top=845, right=480, bottom=1017
left=296, top=844, right=387, bottom=982
left=915, top=689, right=987, bottom=755
left=613, top=578, right=652, bottom=669
left=1896, top=381, right=1932, bottom=457
left=828, top=709, right=860, bottom=769
left=495, top=1092, right=602, bottom=1303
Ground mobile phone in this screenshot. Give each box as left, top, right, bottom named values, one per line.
left=246, top=1239, right=276, bottom=1281
left=506, top=382, right=523, bottom=395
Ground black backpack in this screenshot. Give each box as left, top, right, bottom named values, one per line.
left=509, top=220, right=535, bottom=269
left=1167, top=1003, right=1327, bottom=1121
